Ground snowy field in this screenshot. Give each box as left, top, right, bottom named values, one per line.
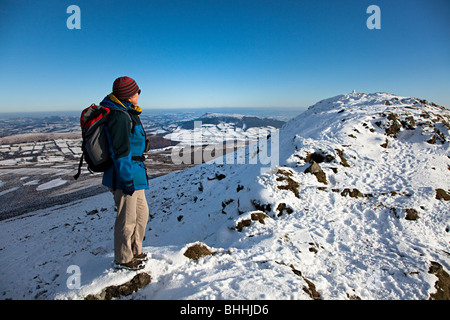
left=0, top=92, right=449, bottom=300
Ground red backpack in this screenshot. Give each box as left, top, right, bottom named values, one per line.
left=74, top=104, right=130, bottom=179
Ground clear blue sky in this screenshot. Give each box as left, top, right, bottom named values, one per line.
left=0, top=0, right=449, bottom=113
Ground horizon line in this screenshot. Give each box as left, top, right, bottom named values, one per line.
left=0, top=105, right=307, bottom=114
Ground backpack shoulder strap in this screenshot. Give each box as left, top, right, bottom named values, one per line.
left=107, top=108, right=133, bottom=132
left=73, top=152, right=84, bottom=180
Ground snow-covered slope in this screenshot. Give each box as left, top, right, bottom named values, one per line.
left=1, top=92, right=449, bottom=300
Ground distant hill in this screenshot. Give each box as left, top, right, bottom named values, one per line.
left=146, top=134, right=178, bottom=149
left=180, top=112, right=286, bottom=130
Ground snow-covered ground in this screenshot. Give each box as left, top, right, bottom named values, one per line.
left=0, top=92, right=449, bottom=300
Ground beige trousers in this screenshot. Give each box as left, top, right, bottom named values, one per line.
left=113, top=189, right=149, bottom=263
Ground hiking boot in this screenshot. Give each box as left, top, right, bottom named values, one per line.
left=114, top=258, right=144, bottom=271
left=134, top=252, right=149, bottom=261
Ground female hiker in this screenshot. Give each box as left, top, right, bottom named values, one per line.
left=100, top=76, right=149, bottom=270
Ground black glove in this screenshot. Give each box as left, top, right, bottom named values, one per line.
left=122, top=182, right=135, bottom=196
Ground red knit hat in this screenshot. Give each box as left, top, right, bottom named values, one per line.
left=112, top=76, right=140, bottom=101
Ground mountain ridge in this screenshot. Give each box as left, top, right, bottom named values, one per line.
left=143, top=91, right=450, bottom=299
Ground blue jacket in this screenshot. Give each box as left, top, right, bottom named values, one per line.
left=100, top=94, right=149, bottom=190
